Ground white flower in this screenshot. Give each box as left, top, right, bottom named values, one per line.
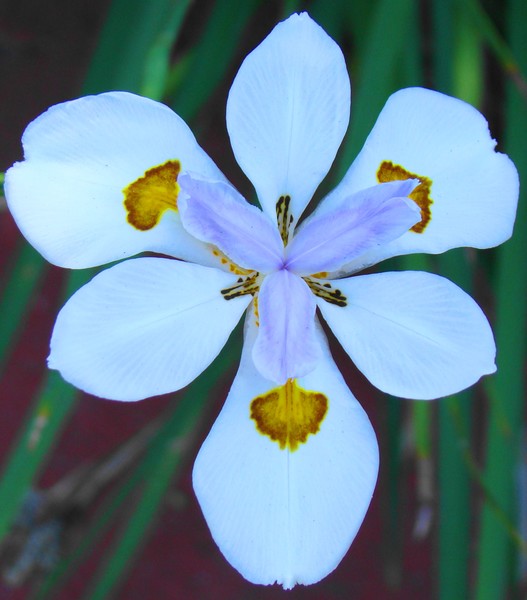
left=5, top=12, right=518, bottom=589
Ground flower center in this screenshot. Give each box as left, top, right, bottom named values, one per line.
left=219, top=194, right=348, bottom=307
left=376, top=160, right=433, bottom=233
left=123, top=160, right=180, bottom=231
left=250, top=378, right=328, bottom=451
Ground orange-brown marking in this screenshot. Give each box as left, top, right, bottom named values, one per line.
left=220, top=271, right=259, bottom=300
left=305, top=277, right=347, bottom=307
left=377, top=160, right=433, bottom=233
left=276, top=194, right=293, bottom=245
left=212, top=248, right=253, bottom=276
left=253, top=295, right=260, bottom=327
left=250, top=379, right=328, bottom=451
left=123, top=160, right=180, bottom=231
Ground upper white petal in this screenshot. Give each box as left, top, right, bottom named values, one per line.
left=318, top=270, right=496, bottom=400
left=193, top=316, right=378, bottom=588
left=226, top=12, right=350, bottom=223
left=48, top=258, right=250, bottom=400
left=5, top=92, right=226, bottom=268
left=326, top=87, right=519, bottom=269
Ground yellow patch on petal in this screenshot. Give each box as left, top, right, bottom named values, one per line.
left=250, top=379, right=328, bottom=451
left=123, top=160, right=180, bottom=231
left=377, top=160, right=433, bottom=234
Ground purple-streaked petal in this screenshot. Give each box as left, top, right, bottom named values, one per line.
left=178, top=174, right=284, bottom=273
left=252, top=270, right=320, bottom=383
left=285, top=180, right=420, bottom=275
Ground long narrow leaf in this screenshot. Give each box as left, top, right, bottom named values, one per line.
left=170, top=0, right=262, bottom=122
left=82, top=0, right=185, bottom=95
left=461, top=0, right=527, bottom=102
left=0, top=270, right=91, bottom=542
left=475, top=0, right=527, bottom=596
left=335, top=0, right=413, bottom=179
left=140, top=0, right=193, bottom=100
left=0, top=243, right=46, bottom=372
left=83, top=335, right=240, bottom=600
left=431, top=2, right=481, bottom=597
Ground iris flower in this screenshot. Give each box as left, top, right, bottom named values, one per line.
left=5, top=12, right=518, bottom=589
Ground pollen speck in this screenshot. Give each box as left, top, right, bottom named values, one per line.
left=377, top=160, right=433, bottom=233
left=250, top=379, right=328, bottom=451
left=123, top=160, right=180, bottom=231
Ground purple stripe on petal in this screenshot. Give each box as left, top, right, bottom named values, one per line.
left=178, top=173, right=284, bottom=273
left=252, top=270, right=320, bottom=384
left=285, top=180, right=421, bottom=275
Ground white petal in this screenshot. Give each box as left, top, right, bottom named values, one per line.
left=5, top=92, right=226, bottom=268
left=327, top=87, right=518, bottom=269
left=252, top=270, right=320, bottom=383
left=193, top=316, right=378, bottom=587
left=227, top=13, right=350, bottom=223
left=318, top=271, right=496, bottom=400
left=48, top=258, right=250, bottom=400
left=178, top=174, right=283, bottom=272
